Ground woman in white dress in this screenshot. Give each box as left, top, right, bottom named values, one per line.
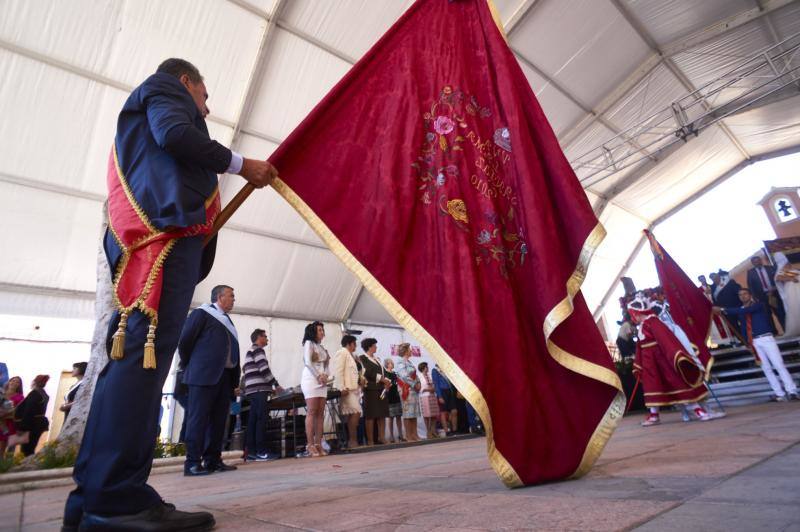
left=774, top=252, right=800, bottom=337
left=301, top=321, right=329, bottom=457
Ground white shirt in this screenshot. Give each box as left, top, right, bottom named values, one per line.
left=226, top=151, right=244, bottom=174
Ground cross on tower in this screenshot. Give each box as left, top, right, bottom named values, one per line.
left=776, top=199, right=794, bottom=218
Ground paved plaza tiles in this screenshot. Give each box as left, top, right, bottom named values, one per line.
left=2, top=402, right=799, bottom=531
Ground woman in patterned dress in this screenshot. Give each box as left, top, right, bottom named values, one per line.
left=394, top=343, right=421, bottom=442
left=417, top=362, right=440, bottom=438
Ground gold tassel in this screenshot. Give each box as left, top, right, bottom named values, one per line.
left=143, top=321, right=157, bottom=370
left=110, top=311, right=128, bottom=360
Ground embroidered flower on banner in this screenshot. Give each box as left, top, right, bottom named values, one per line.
left=411, top=86, right=527, bottom=277
left=493, top=127, right=511, bottom=152
left=434, top=116, right=455, bottom=135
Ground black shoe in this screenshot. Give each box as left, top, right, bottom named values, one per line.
left=61, top=526, right=78, bottom=532
left=789, top=393, right=800, bottom=401
left=78, top=501, right=214, bottom=531
left=184, top=464, right=211, bottom=477
left=206, top=461, right=237, bottom=472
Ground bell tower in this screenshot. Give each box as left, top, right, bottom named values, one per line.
left=757, top=187, right=800, bottom=239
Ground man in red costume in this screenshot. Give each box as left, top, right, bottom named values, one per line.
left=628, top=293, right=715, bottom=426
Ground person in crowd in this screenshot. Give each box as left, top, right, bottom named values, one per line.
left=627, top=294, right=714, bottom=426
left=359, top=338, right=390, bottom=445
left=774, top=252, right=800, bottom=337
left=0, top=376, right=24, bottom=457
left=615, top=314, right=636, bottom=360
left=395, top=343, right=421, bottom=442
left=243, top=328, right=283, bottom=461
left=179, top=285, right=241, bottom=476
left=432, top=365, right=458, bottom=435
left=747, top=255, right=785, bottom=330
left=63, top=58, right=275, bottom=531
left=383, top=358, right=404, bottom=442
left=717, top=288, right=799, bottom=401
left=300, top=321, right=329, bottom=457
left=709, top=272, right=721, bottom=304
left=332, top=335, right=362, bottom=449
left=417, top=362, right=440, bottom=438
left=59, top=362, right=88, bottom=422
left=713, top=270, right=743, bottom=331
left=14, top=375, right=51, bottom=456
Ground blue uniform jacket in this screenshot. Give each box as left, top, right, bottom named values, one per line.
left=105, top=72, right=231, bottom=281
left=432, top=368, right=453, bottom=397
left=178, top=307, right=241, bottom=389
left=723, top=302, right=772, bottom=340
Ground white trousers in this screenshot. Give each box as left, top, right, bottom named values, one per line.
left=753, top=335, right=798, bottom=397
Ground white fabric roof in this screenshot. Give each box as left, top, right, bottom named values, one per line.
left=2, top=0, right=799, bottom=326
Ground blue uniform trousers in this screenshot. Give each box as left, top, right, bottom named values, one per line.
left=184, top=369, right=233, bottom=469
left=64, top=236, right=203, bottom=522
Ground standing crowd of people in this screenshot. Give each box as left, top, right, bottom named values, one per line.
left=171, top=285, right=483, bottom=471
left=300, top=332, right=480, bottom=456
left=699, top=254, right=799, bottom=402
left=1, top=362, right=88, bottom=459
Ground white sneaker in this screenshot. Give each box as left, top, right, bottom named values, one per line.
left=693, top=407, right=713, bottom=421
left=641, top=414, right=660, bottom=426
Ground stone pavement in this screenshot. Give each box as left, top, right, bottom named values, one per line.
left=2, top=402, right=799, bottom=531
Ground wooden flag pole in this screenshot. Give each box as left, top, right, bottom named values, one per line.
left=203, top=182, right=256, bottom=246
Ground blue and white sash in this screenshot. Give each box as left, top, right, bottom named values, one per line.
left=199, top=303, right=238, bottom=340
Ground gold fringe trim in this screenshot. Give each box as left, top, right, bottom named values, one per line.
left=271, top=178, right=521, bottom=487
left=538, top=223, right=625, bottom=479
left=143, top=322, right=157, bottom=370
left=486, top=0, right=508, bottom=43
left=645, top=391, right=709, bottom=407
left=108, top=144, right=185, bottom=369
left=110, top=311, right=128, bottom=361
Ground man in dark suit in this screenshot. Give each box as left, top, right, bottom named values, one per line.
left=179, top=284, right=241, bottom=476
left=713, top=270, right=743, bottom=331
left=746, top=255, right=786, bottom=329
left=63, top=59, right=276, bottom=532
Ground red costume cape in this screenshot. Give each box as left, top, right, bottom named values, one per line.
left=634, top=316, right=709, bottom=406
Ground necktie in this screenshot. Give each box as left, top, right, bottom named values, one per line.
left=758, top=268, right=770, bottom=290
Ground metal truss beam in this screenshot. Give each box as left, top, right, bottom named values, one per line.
left=560, top=0, right=798, bottom=149
left=610, top=0, right=751, bottom=161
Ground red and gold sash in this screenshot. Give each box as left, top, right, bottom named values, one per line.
left=106, top=145, right=221, bottom=369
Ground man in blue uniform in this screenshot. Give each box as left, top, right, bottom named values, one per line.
left=62, top=59, right=276, bottom=531
left=716, top=288, right=798, bottom=402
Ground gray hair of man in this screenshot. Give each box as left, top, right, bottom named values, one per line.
left=156, top=58, right=203, bottom=83
left=210, top=284, right=233, bottom=303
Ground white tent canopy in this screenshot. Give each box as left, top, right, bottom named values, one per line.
left=2, top=0, right=800, bottom=333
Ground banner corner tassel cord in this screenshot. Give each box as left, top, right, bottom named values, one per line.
left=267, top=0, right=623, bottom=487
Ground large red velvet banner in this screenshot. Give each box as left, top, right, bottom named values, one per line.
left=269, top=0, right=623, bottom=486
